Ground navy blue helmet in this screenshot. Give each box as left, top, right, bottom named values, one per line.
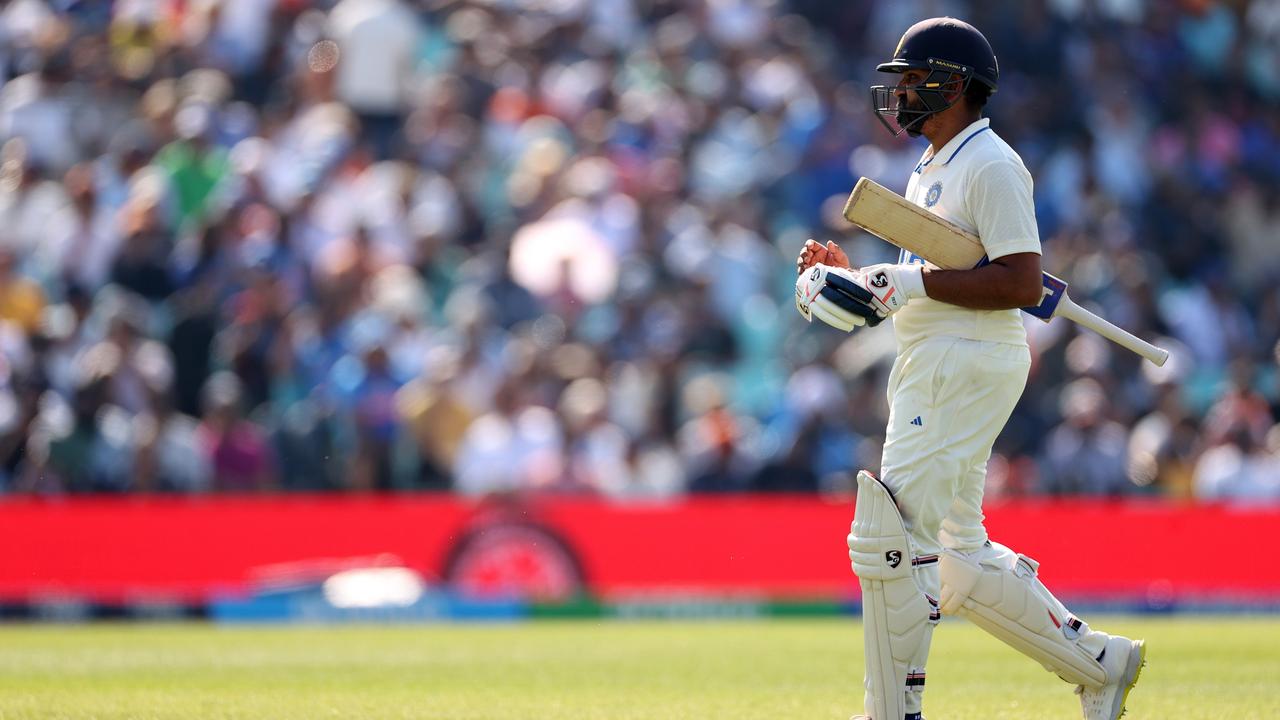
left=871, top=18, right=999, bottom=137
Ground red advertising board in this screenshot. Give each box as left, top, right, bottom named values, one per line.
left=0, top=495, right=1276, bottom=604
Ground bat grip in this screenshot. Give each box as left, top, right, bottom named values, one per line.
left=1057, top=297, right=1169, bottom=367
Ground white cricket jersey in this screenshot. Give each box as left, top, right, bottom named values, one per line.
left=893, top=118, right=1042, bottom=350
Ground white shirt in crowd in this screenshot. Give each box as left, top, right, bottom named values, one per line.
left=328, top=0, right=424, bottom=115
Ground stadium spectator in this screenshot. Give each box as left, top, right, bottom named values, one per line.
left=327, top=0, right=424, bottom=159
left=197, top=371, right=277, bottom=492
left=1041, top=378, right=1133, bottom=496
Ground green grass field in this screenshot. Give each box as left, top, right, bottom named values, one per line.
left=0, top=617, right=1276, bottom=719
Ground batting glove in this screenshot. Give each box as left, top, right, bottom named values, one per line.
left=795, top=264, right=882, bottom=331
left=849, top=263, right=927, bottom=320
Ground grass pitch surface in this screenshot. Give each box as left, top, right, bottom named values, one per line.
left=0, top=617, right=1276, bottom=719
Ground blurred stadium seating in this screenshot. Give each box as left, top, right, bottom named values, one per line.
left=0, top=0, right=1276, bottom=504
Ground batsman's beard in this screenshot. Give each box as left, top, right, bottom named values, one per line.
left=897, top=96, right=929, bottom=138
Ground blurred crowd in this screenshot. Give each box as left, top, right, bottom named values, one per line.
left=0, top=0, right=1276, bottom=501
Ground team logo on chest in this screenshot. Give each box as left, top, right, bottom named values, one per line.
left=925, top=181, right=943, bottom=208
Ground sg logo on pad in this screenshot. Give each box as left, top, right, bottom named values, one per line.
left=886, top=550, right=903, bottom=568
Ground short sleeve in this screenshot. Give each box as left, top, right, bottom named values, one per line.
left=968, top=160, right=1042, bottom=260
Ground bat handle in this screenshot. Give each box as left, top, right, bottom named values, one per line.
left=1057, top=296, right=1169, bottom=367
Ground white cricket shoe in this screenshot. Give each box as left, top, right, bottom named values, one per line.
left=1076, top=636, right=1146, bottom=719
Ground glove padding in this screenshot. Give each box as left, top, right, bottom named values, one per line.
left=795, top=264, right=883, bottom=331
left=854, top=262, right=927, bottom=318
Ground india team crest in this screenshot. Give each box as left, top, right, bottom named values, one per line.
left=925, top=181, right=943, bottom=207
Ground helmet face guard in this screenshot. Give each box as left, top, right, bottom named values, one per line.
left=870, top=59, right=973, bottom=138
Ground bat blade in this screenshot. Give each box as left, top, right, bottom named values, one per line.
left=842, top=177, right=986, bottom=269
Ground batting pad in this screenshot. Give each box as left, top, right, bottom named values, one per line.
left=938, top=542, right=1108, bottom=687
left=848, top=471, right=935, bottom=720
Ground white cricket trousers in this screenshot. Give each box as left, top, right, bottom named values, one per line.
left=880, top=335, right=1030, bottom=559
left=871, top=336, right=1117, bottom=719
left=877, top=336, right=1029, bottom=717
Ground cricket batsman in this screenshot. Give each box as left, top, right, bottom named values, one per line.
left=793, top=18, right=1146, bottom=720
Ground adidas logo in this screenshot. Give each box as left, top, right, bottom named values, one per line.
left=910, top=416, right=923, bottom=427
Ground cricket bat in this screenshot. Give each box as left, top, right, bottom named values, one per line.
left=842, top=177, right=1169, bottom=367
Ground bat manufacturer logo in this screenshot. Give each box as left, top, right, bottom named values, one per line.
left=886, top=550, right=902, bottom=568
left=870, top=272, right=889, bottom=288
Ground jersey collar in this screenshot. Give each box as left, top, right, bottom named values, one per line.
left=915, top=118, right=991, bottom=173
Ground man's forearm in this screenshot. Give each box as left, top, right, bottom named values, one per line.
left=921, top=261, right=1042, bottom=310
